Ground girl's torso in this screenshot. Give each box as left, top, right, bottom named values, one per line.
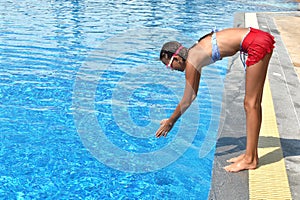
left=210, top=28, right=250, bottom=57
left=187, top=28, right=249, bottom=69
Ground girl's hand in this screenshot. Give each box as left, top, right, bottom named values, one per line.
left=155, top=119, right=174, bottom=138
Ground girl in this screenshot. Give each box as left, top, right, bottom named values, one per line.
left=155, top=27, right=275, bottom=172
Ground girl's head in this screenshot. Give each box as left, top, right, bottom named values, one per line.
left=160, top=41, right=188, bottom=72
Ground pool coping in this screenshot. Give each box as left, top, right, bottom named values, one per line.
left=209, top=12, right=300, bottom=200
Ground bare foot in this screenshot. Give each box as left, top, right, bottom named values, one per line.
left=226, top=154, right=245, bottom=163
left=224, top=157, right=258, bottom=173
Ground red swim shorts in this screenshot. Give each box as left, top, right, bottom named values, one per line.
left=241, top=27, right=275, bottom=66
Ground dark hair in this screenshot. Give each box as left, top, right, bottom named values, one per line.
left=197, top=31, right=213, bottom=42
left=160, top=50, right=174, bottom=60
left=160, top=41, right=187, bottom=61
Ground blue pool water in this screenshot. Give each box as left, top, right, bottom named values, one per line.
left=0, top=0, right=297, bottom=199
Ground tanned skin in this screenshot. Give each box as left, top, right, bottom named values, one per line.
left=155, top=28, right=273, bottom=172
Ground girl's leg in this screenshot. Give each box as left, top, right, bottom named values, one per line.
left=224, top=52, right=272, bottom=172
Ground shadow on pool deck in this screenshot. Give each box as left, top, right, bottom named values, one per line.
left=215, top=136, right=300, bottom=165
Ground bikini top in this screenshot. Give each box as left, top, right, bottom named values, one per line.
left=211, top=29, right=222, bottom=63
left=187, top=28, right=222, bottom=70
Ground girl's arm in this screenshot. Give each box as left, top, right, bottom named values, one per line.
left=155, top=63, right=201, bottom=138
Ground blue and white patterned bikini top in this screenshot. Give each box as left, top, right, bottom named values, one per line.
left=211, top=28, right=222, bottom=63
left=186, top=27, right=222, bottom=70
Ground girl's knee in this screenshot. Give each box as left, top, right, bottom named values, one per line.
left=244, top=98, right=261, bottom=112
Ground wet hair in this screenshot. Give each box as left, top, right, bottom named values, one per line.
left=159, top=41, right=188, bottom=61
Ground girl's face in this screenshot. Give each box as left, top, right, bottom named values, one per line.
left=162, top=55, right=185, bottom=72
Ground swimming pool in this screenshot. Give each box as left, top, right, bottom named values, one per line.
left=0, top=0, right=297, bottom=199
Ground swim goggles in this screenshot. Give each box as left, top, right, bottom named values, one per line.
left=166, top=45, right=183, bottom=69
